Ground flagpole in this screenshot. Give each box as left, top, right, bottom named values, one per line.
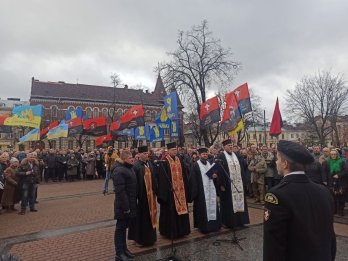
left=251, top=112, right=259, bottom=147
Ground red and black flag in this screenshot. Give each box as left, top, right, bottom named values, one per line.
left=119, top=104, right=145, bottom=131
left=200, top=96, right=220, bottom=126
left=40, top=120, right=59, bottom=139
left=234, top=83, right=252, bottom=115
left=67, top=117, right=83, bottom=136
left=95, top=133, right=113, bottom=147
left=221, top=91, right=243, bottom=132
left=83, top=117, right=107, bottom=136
left=269, top=97, right=283, bottom=137
left=0, top=114, right=12, bottom=133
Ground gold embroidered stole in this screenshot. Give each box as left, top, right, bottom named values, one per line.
left=144, top=165, right=158, bottom=229
left=166, top=155, right=188, bottom=215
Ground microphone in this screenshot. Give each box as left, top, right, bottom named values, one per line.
left=153, top=160, right=167, bottom=164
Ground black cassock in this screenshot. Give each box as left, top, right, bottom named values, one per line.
left=215, top=152, right=250, bottom=228
left=190, top=161, right=221, bottom=234
left=128, top=160, right=157, bottom=246
left=156, top=156, right=190, bottom=239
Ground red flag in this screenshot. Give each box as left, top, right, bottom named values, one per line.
left=0, top=114, right=10, bottom=125
left=119, top=104, right=145, bottom=130
left=83, top=117, right=107, bottom=136
left=200, top=96, right=220, bottom=126
left=40, top=121, right=59, bottom=139
left=221, top=91, right=242, bottom=131
left=234, top=83, right=252, bottom=115
left=67, top=117, right=83, bottom=136
left=95, top=133, right=112, bottom=146
left=269, top=97, right=283, bottom=136
left=0, top=114, right=11, bottom=133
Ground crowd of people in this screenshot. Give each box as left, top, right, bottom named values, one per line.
left=0, top=140, right=345, bottom=260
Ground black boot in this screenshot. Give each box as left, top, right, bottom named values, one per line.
left=124, top=249, right=135, bottom=258
left=115, top=253, right=130, bottom=261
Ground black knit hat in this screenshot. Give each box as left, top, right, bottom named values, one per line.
left=166, top=142, right=177, bottom=149
left=137, top=146, right=148, bottom=153
left=222, top=139, right=232, bottom=147
left=277, top=140, right=314, bottom=164
left=197, top=147, right=209, bottom=154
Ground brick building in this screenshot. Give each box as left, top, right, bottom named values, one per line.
left=29, top=75, right=168, bottom=150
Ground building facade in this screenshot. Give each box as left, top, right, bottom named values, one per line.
left=29, top=75, right=168, bottom=150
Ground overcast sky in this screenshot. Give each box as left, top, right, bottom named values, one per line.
left=1, top=0, right=347, bottom=120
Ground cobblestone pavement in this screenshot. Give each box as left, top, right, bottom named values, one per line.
left=0, top=180, right=347, bottom=261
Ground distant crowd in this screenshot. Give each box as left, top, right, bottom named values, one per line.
left=0, top=143, right=347, bottom=216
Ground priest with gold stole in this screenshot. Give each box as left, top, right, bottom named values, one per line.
left=156, top=142, right=191, bottom=238
left=128, top=145, right=158, bottom=246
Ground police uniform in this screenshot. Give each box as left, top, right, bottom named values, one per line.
left=263, top=140, right=336, bottom=261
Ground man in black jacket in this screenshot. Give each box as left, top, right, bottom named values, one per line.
left=112, top=150, right=137, bottom=261
left=263, top=140, right=336, bottom=261
left=16, top=152, right=40, bottom=215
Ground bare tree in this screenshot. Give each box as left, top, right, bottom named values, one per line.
left=158, top=20, right=240, bottom=146
left=109, top=73, right=122, bottom=122
left=286, top=71, right=348, bottom=147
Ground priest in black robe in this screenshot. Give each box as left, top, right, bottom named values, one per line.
left=190, top=147, right=221, bottom=234
left=215, top=139, right=250, bottom=228
left=156, top=142, right=191, bottom=239
left=128, top=145, right=158, bottom=246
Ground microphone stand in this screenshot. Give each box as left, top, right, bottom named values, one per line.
left=213, top=160, right=246, bottom=251
left=156, top=160, right=183, bottom=261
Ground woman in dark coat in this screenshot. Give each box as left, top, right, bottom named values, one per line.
left=1, top=157, right=20, bottom=211
left=112, top=150, right=137, bottom=261
left=323, top=149, right=348, bottom=216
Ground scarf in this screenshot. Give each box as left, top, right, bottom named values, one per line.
left=327, top=157, right=343, bottom=175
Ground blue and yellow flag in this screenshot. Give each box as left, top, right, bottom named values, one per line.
left=228, top=120, right=244, bottom=135
left=19, top=128, right=40, bottom=143
left=5, top=105, right=43, bottom=128
left=170, top=120, right=180, bottom=137
left=134, top=124, right=150, bottom=140
left=47, top=121, right=68, bottom=140
left=163, top=92, right=178, bottom=120
left=150, top=125, right=164, bottom=142
left=155, top=107, right=171, bottom=129
left=66, top=107, right=83, bottom=120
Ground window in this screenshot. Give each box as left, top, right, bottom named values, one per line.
left=68, top=140, right=74, bottom=150
left=86, top=107, right=93, bottom=119
left=102, top=108, right=108, bottom=118
left=51, top=140, right=56, bottom=149
left=151, top=110, right=157, bottom=121
left=93, top=108, right=99, bottom=118
left=67, top=106, right=75, bottom=111
left=145, top=110, right=151, bottom=122
left=115, top=109, right=123, bottom=120
left=51, top=105, right=58, bottom=118
left=281, top=134, right=285, bottom=139
left=109, top=108, right=115, bottom=119
left=253, top=134, right=256, bottom=140
left=291, top=134, right=294, bottom=138
left=296, top=134, right=299, bottom=138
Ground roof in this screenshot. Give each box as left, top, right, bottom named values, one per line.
left=30, top=76, right=167, bottom=106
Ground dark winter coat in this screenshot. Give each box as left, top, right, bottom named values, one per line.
left=16, top=158, right=40, bottom=184
left=264, top=174, right=336, bottom=261
left=112, top=159, right=137, bottom=220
